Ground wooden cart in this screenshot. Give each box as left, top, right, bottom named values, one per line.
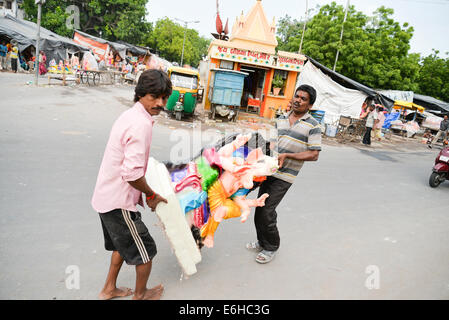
left=335, top=116, right=367, bottom=143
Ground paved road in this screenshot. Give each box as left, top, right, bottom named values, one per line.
left=1, top=72, right=448, bottom=300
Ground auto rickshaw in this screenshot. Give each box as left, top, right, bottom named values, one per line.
left=166, top=66, right=201, bottom=121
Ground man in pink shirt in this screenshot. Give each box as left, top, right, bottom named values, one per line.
left=92, top=69, right=171, bottom=300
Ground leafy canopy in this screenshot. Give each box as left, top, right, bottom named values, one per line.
left=20, top=1, right=211, bottom=67
left=276, top=2, right=449, bottom=102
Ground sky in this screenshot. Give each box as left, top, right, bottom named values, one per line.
left=145, top=0, right=449, bottom=58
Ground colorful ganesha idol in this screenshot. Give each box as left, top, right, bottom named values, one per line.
left=167, top=133, right=279, bottom=248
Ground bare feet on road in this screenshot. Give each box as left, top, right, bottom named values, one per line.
left=98, top=286, right=133, bottom=300
left=132, top=284, right=164, bottom=300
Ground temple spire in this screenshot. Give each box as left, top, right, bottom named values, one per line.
left=229, top=0, right=278, bottom=52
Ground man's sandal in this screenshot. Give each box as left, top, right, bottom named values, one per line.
left=246, top=241, right=262, bottom=252
left=255, top=250, right=276, bottom=264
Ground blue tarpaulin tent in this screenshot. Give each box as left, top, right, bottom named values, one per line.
left=382, top=112, right=401, bottom=129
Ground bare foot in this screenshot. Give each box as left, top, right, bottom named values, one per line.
left=98, top=286, right=133, bottom=300
left=132, top=284, right=164, bottom=300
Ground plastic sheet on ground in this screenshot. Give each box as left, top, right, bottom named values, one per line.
left=404, top=121, right=420, bottom=138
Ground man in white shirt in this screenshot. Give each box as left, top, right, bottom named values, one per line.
left=362, top=104, right=378, bottom=145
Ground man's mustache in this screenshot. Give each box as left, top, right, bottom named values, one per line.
left=152, top=106, right=164, bottom=111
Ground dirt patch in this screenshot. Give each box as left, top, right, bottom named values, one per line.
left=321, top=133, right=437, bottom=152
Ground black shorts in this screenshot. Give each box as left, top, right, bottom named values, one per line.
left=99, top=209, right=157, bottom=265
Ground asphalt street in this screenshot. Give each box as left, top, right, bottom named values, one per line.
left=1, top=72, right=448, bottom=300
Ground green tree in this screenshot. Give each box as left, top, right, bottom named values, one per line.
left=276, top=15, right=303, bottom=52
left=277, top=2, right=420, bottom=92
left=21, top=0, right=73, bottom=37
left=21, top=0, right=151, bottom=45
left=146, top=18, right=210, bottom=67
left=417, top=50, right=449, bottom=102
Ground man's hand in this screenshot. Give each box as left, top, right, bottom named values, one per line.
left=128, top=176, right=167, bottom=212
left=278, top=153, right=288, bottom=168
left=146, top=193, right=167, bottom=212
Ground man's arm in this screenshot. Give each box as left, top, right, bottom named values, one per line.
left=127, top=176, right=154, bottom=196
left=121, top=124, right=167, bottom=211
left=278, top=150, right=320, bottom=167
left=128, top=176, right=167, bottom=212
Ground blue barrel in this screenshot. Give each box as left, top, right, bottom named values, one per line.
left=309, top=110, right=325, bottom=124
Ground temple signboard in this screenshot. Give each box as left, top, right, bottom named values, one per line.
left=210, top=45, right=305, bottom=71
left=210, top=45, right=274, bottom=67
left=274, top=54, right=305, bottom=72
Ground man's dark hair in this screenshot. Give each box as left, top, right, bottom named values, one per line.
left=134, top=69, right=172, bottom=102
left=295, top=84, right=317, bottom=105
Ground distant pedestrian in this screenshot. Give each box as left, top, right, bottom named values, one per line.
left=38, top=51, right=47, bottom=75
left=429, top=115, right=449, bottom=149
left=28, top=55, right=36, bottom=72
left=362, top=104, right=378, bottom=145
left=0, top=41, right=7, bottom=70
left=373, top=105, right=386, bottom=141
left=10, top=41, right=19, bottom=73
left=6, top=41, right=12, bottom=69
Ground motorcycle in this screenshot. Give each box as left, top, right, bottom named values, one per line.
left=429, top=140, right=449, bottom=188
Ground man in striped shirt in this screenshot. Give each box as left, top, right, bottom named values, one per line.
left=247, top=84, right=321, bottom=264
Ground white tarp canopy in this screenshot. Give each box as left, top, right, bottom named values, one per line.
left=421, top=111, right=444, bottom=131
left=297, top=61, right=368, bottom=125
left=378, top=90, right=414, bottom=103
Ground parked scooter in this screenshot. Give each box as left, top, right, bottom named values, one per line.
left=429, top=140, right=449, bottom=188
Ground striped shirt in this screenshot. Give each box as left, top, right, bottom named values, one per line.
left=273, top=111, right=322, bottom=183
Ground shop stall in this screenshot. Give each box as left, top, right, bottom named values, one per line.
left=204, top=0, right=306, bottom=120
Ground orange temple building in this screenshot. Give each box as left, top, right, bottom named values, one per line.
left=204, top=0, right=307, bottom=119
